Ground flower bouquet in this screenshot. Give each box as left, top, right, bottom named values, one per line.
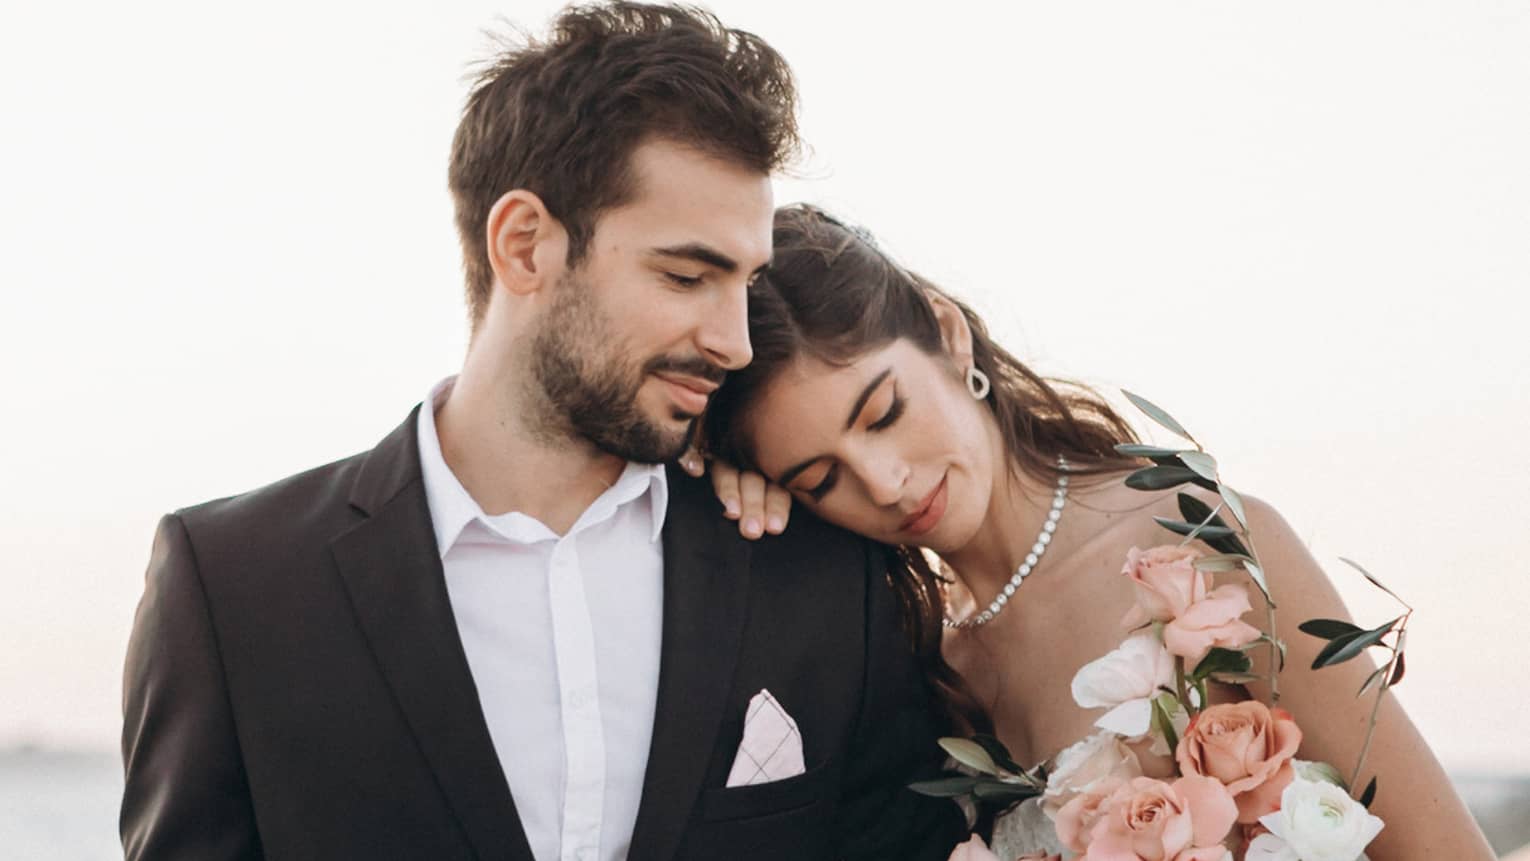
left=915, top=392, right=1410, bottom=861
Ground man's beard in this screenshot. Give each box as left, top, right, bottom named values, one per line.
left=527, top=273, right=726, bottom=463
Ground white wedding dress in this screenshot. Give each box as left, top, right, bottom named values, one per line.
left=989, top=795, right=1067, bottom=858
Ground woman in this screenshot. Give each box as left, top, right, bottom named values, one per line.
left=691, top=205, right=1491, bottom=858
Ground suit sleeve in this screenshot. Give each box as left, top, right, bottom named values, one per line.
left=833, top=543, right=967, bottom=861
left=121, top=514, right=263, bottom=860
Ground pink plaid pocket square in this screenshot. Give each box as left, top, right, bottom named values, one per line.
left=725, top=688, right=806, bottom=787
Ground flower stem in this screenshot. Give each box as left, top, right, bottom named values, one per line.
left=1349, top=612, right=1410, bottom=794
left=1174, top=657, right=1193, bottom=716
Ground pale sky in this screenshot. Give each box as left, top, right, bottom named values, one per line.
left=2, top=1, right=1527, bottom=773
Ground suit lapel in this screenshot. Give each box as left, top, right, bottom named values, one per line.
left=627, top=467, right=753, bottom=861
left=330, top=410, right=536, bottom=861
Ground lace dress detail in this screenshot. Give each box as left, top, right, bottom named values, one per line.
left=989, top=796, right=1066, bottom=858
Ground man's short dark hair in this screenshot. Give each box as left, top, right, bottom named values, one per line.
left=448, top=2, right=800, bottom=328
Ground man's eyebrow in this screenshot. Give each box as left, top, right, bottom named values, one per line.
left=844, top=368, right=893, bottom=431
left=774, top=368, right=894, bottom=488
left=651, top=243, right=740, bottom=273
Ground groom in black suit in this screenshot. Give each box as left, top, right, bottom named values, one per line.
left=120, top=3, right=964, bottom=860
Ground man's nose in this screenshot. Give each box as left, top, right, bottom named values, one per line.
left=696, top=281, right=753, bottom=371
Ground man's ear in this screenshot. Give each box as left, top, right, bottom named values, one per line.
left=485, top=190, right=568, bottom=296
left=925, top=289, right=975, bottom=367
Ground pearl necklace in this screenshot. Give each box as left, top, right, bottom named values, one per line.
left=943, top=457, right=1069, bottom=630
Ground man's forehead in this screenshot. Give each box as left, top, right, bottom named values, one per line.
left=613, top=140, right=774, bottom=264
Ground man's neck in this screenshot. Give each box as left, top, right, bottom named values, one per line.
left=435, top=364, right=630, bottom=537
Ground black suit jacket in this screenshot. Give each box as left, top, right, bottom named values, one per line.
left=121, top=408, right=965, bottom=860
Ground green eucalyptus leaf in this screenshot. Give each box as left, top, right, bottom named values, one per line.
left=1358, top=667, right=1386, bottom=697
left=1191, top=647, right=1253, bottom=681
left=1241, top=559, right=1272, bottom=605
left=973, top=781, right=1041, bottom=802
left=940, top=738, right=999, bottom=775
left=1359, top=777, right=1378, bottom=809
left=1219, top=483, right=1249, bottom=528
left=1153, top=517, right=1238, bottom=540
left=1299, top=619, right=1366, bottom=641
left=908, top=776, right=979, bottom=798
left=1115, top=444, right=1190, bottom=463
left=969, top=733, right=1023, bottom=774
left=1178, top=451, right=1219, bottom=482
left=1311, top=618, right=1400, bottom=670
left=1175, top=494, right=1252, bottom=558
left=1339, top=557, right=1407, bottom=605
left=1209, top=671, right=1262, bottom=685
left=1123, top=390, right=1196, bottom=442
left=1151, top=696, right=1180, bottom=753
left=1193, top=553, right=1253, bottom=573
left=1127, top=465, right=1215, bottom=492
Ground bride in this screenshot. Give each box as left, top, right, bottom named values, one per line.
left=691, top=204, right=1491, bottom=859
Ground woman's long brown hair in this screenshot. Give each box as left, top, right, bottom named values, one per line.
left=704, top=204, right=1141, bottom=734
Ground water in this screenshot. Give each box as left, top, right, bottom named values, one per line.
left=3, top=749, right=1528, bottom=859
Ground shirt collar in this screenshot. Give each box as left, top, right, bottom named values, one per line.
left=416, top=376, right=669, bottom=558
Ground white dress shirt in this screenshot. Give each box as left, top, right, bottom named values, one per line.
left=417, top=377, right=666, bottom=861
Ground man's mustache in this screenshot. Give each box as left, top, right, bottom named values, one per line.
left=645, top=355, right=728, bottom=387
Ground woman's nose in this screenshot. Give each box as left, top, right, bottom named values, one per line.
left=860, top=458, right=909, bottom=508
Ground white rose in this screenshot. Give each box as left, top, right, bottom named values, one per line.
left=1070, top=630, right=1176, bottom=736
left=1246, top=777, right=1384, bottom=861
left=1039, top=730, right=1143, bottom=817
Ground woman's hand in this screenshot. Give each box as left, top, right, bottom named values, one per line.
left=679, top=446, right=792, bottom=540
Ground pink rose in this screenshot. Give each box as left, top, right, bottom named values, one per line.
left=1160, top=583, right=1262, bottom=665
left=1175, top=701, right=1303, bottom=823
left=1055, top=776, right=1126, bottom=853
left=1121, top=546, right=1207, bottom=629
left=1042, top=731, right=1144, bottom=817
left=1081, top=775, right=1238, bottom=861
left=947, top=833, right=1001, bottom=861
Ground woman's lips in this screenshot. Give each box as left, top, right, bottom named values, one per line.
left=901, top=474, right=948, bottom=536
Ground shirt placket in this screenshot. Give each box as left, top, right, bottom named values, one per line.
left=547, top=535, right=605, bottom=861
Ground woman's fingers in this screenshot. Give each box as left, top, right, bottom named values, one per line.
left=678, top=444, right=705, bottom=478
left=737, top=471, right=768, bottom=538
left=708, top=459, right=743, bottom=519
left=763, top=483, right=792, bottom=535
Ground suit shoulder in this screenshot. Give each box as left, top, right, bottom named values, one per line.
left=174, top=447, right=372, bottom=541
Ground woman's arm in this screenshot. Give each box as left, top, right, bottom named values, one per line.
left=1238, top=497, right=1493, bottom=859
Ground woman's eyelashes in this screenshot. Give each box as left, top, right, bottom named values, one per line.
left=867, top=389, right=905, bottom=431
left=803, top=391, right=905, bottom=501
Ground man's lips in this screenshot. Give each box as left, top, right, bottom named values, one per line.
left=900, top=474, right=948, bottom=535
left=653, top=372, right=719, bottom=414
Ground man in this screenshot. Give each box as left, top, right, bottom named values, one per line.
left=120, top=4, right=966, bottom=859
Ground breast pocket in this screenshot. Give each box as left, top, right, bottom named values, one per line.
left=699, top=759, right=836, bottom=822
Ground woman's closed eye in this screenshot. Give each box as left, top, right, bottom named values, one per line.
left=867, top=390, right=905, bottom=431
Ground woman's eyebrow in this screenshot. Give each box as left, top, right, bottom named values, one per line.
left=774, top=367, right=895, bottom=487
left=844, top=369, right=893, bottom=430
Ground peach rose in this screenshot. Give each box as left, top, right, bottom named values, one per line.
left=1055, top=776, right=1126, bottom=853
left=1121, top=545, right=1207, bottom=629
left=1042, top=730, right=1144, bottom=817
left=1175, top=701, right=1302, bottom=823
left=1160, top=583, right=1263, bottom=665
left=1081, top=775, right=1238, bottom=861
left=947, top=833, right=1001, bottom=861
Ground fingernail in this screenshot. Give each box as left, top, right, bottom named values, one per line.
left=766, top=516, right=784, bottom=534
left=725, top=500, right=740, bottom=518
left=744, top=518, right=761, bottom=537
